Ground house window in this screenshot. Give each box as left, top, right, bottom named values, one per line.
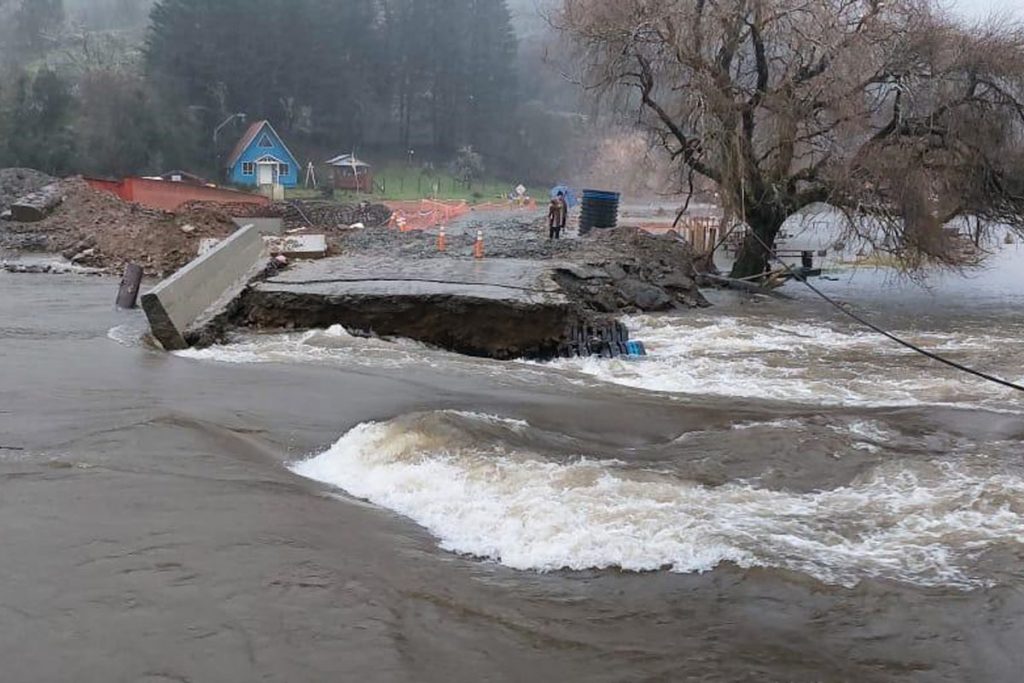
left=258, top=134, right=273, bottom=148
left=278, top=163, right=289, bottom=177
left=242, top=162, right=255, bottom=176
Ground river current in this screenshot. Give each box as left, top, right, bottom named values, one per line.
left=2, top=244, right=1023, bottom=681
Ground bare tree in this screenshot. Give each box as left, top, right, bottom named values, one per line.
left=559, top=0, right=1024, bottom=278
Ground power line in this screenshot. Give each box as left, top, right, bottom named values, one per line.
left=744, top=230, right=1024, bottom=394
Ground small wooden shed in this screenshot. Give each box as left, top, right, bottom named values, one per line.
left=326, top=154, right=373, bottom=192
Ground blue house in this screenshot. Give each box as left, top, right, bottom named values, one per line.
left=225, top=120, right=300, bottom=188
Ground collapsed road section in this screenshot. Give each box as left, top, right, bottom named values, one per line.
left=141, top=220, right=709, bottom=360
left=234, top=256, right=588, bottom=360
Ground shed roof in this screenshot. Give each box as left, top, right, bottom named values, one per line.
left=325, top=153, right=371, bottom=168
left=225, top=120, right=299, bottom=169
left=159, top=170, right=211, bottom=185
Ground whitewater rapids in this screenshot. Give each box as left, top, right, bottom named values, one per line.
left=290, top=410, right=1024, bottom=589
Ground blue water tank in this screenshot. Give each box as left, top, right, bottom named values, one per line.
left=580, top=189, right=620, bottom=235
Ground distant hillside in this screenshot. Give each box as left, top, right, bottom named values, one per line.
left=64, top=0, right=153, bottom=31
left=506, top=0, right=554, bottom=35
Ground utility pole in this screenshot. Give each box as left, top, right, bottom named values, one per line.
left=212, top=112, right=247, bottom=178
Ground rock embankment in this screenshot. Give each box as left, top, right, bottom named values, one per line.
left=552, top=227, right=709, bottom=312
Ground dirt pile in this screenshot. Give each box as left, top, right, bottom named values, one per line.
left=1, top=178, right=237, bottom=276
left=179, top=199, right=392, bottom=231
left=555, top=227, right=709, bottom=311
left=286, top=201, right=393, bottom=230
left=0, top=168, right=56, bottom=213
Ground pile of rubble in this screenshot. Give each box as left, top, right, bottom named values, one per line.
left=179, top=199, right=393, bottom=231
left=1, top=178, right=237, bottom=276
left=285, top=201, right=393, bottom=230
left=0, top=168, right=56, bottom=214
left=554, top=226, right=709, bottom=311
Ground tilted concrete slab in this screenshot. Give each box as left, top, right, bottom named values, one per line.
left=142, top=224, right=266, bottom=350
left=237, top=256, right=580, bottom=359
left=231, top=217, right=284, bottom=235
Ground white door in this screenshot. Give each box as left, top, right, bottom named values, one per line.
left=257, top=162, right=274, bottom=185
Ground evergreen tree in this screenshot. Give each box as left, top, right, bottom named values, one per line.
left=73, top=71, right=162, bottom=176
left=1, top=69, right=76, bottom=174
left=464, top=0, right=517, bottom=154
left=12, top=0, right=65, bottom=58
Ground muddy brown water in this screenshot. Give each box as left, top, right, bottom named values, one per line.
left=2, top=264, right=1023, bottom=682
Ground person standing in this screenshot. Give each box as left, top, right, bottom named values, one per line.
left=548, top=191, right=567, bottom=239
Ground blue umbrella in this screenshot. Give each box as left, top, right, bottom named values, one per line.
left=550, top=185, right=578, bottom=208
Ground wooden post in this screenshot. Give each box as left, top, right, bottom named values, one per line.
left=116, top=263, right=144, bottom=309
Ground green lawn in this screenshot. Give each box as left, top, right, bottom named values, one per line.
left=287, top=163, right=547, bottom=205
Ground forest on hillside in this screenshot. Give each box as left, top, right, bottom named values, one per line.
left=0, top=0, right=590, bottom=185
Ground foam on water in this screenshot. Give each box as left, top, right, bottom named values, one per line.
left=545, top=314, right=1024, bottom=410
left=291, top=411, right=1024, bottom=589
left=173, top=325, right=568, bottom=388
left=175, top=325, right=422, bottom=369
left=173, top=308, right=1024, bottom=411
left=106, top=323, right=148, bottom=347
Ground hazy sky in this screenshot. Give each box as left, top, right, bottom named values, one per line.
left=949, top=0, right=1024, bottom=20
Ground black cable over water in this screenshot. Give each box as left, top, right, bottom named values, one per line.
left=743, top=230, right=1024, bottom=394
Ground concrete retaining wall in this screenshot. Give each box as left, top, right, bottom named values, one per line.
left=142, top=224, right=266, bottom=350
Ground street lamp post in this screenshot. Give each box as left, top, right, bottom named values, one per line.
left=212, top=112, right=247, bottom=177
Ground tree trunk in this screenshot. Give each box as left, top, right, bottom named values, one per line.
left=729, top=214, right=785, bottom=279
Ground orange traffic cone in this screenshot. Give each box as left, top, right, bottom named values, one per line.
left=437, top=226, right=447, bottom=252
left=473, top=230, right=484, bottom=259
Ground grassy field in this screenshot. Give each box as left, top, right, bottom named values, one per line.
left=287, top=163, right=547, bottom=205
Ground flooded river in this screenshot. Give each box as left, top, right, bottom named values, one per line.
left=2, top=246, right=1023, bottom=681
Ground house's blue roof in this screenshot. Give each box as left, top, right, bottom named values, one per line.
left=225, top=120, right=299, bottom=169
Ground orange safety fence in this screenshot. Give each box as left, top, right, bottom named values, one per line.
left=472, top=198, right=539, bottom=212
left=385, top=198, right=539, bottom=232
left=386, top=199, right=469, bottom=232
